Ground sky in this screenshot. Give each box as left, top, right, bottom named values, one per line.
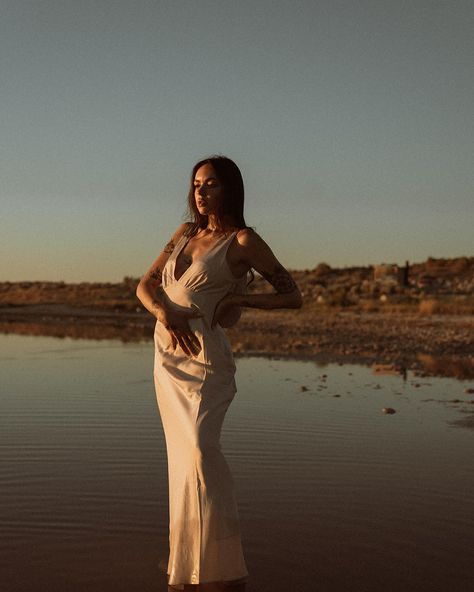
left=1, top=0, right=473, bottom=282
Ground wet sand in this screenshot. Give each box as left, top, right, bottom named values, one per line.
left=0, top=304, right=472, bottom=378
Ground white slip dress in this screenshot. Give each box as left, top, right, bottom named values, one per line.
left=153, top=229, right=249, bottom=589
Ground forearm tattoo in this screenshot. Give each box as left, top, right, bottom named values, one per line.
left=163, top=238, right=175, bottom=254
left=261, top=263, right=297, bottom=294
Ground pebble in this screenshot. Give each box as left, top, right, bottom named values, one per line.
left=382, top=407, right=396, bottom=414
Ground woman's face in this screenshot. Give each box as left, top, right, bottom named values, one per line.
left=194, top=164, right=223, bottom=217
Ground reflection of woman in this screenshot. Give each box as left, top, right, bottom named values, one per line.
left=136, top=156, right=302, bottom=591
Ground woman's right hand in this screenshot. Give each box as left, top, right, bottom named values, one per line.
left=157, top=306, right=203, bottom=357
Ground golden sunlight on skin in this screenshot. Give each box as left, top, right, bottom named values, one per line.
left=194, top=164, right=223, bottom=226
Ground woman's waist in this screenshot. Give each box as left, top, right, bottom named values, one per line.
left=163, top=283, right=224, bottom=319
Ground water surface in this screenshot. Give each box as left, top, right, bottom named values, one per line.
left=1, top=334, right=473, bottom=591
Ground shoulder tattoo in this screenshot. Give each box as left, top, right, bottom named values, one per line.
left=261, top=263, right=297, bottom=294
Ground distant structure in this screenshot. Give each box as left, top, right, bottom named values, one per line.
left=402, top=260, right=410, bottom=286
left=374, top=263, right=399, bottom=283
left=373, top=262, right=410, bottom=287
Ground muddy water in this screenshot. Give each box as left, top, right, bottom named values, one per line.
left=1, top=333, right=473, bottom=592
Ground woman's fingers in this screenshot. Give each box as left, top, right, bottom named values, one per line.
left=171, top=333, right=177, bottom=350
left=186, top=331, right=201, bottom=355
left=165, top=307, right=203, bottom=356
left=171, top=327, right=201, bottom=356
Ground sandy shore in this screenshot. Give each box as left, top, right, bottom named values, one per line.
left=1, top=304, right=472, bottom=379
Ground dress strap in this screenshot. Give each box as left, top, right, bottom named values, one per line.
left=210, top=230, right=240, bottom=270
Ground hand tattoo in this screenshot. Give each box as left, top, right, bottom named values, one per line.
left=163, top=239, right=175, bottom=254
left=261, top=263, right=297, bottom=294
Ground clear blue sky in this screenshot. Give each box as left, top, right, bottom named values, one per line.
left=2, top=0, right=473, bottom=282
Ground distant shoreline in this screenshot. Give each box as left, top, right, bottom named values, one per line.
left=1, top=303, right=472, bottom=380
left=1, top=256, right=473, bottom=379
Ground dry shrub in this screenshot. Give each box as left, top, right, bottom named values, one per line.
left=418, top=297, right=474, bottom=315
left=358, top=299, right=380, bottom=312
left=419, top=299, right=439, bottom=315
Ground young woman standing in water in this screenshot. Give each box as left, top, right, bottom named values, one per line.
left=136, top=156, right=302, bottom=591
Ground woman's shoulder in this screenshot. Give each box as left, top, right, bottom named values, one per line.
left=235, top=226, right=263, bottom=248
left=171, top=222, right=195, bottom=242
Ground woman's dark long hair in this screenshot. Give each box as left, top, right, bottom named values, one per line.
left=186, top=155, right=247, bottom=232
left=184, top=155, right=254, bottom=286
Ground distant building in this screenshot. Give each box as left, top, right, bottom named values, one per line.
left=374, top=264, right=400, bottom=286
left=373, top=262, right=409, bottom=286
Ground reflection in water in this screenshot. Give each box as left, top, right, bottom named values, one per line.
left=448, top=410, right=474, bottom=430
left=417, top=353, right=474, bottom=379
left=0, top=319, right=150, bottom=342
left=1, top=320, right=473, bottom=379
left=372, top=363, right=408, bottom=380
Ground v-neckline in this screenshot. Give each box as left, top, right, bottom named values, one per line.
left=173, top=231, right=234, bottom=283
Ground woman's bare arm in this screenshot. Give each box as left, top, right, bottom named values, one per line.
left=136, top=222, right=203, bottom=356
left=135, top=223, right=190, bottom=320
left=211, top=229, right=302, bottom=327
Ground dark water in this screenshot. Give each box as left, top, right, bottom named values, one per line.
left=1, top=334, right=473, bottom=592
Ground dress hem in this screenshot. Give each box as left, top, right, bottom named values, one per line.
left=167, top=574, right=249, bottom=589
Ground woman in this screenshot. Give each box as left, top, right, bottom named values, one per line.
left=136, top=156, right=302, bottom=591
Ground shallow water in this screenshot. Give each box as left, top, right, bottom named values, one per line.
left=1, top=333, right=473, bottom=592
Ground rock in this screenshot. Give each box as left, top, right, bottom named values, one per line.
left=464, top=388, right=474, bottom=394
left=300, top=385, right=309, bottom=392
left=382, top=407, right=396, bottom=414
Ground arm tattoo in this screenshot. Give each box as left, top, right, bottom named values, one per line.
left=261, top=263, right=297, bottom=294
left=148, top=266, right=162, bottom=281
left=163, top=238, right=175, bottom=254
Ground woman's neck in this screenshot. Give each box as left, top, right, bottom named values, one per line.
left=205, top=214, right=221, bottom=232
left=204, top=214, right=236, bottom=233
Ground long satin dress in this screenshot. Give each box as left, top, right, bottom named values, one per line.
left=153, top=229, right=249, bottom=589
